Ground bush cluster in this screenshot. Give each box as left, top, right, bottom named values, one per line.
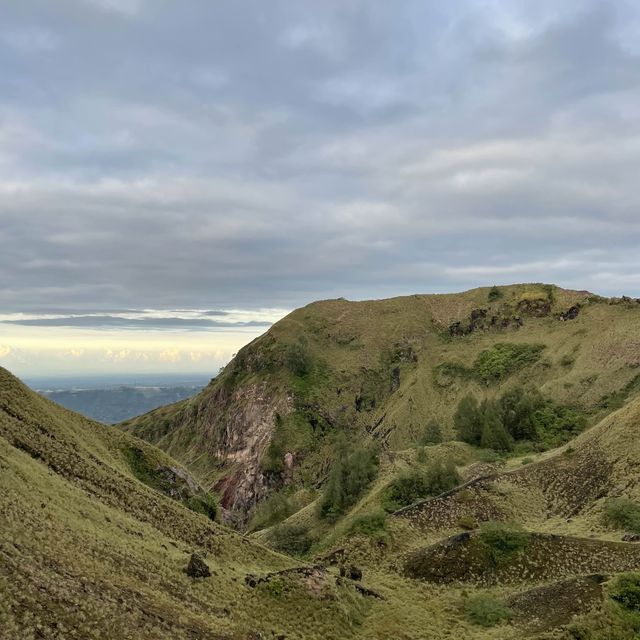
left=476, top=521, right=529, bottom=566
left=473, top=343, right=545, bottom=383
left=267, top=523, right=314, bottom=556
left=610, top=573, right=640, bottom=612
left=454, top=387, right=586, bottom=452
left=318, top=435, right=379, bottom=522
left=464, top=593, right=512, bottom=627
left=347, top=510, right=388, bottom=539
left=604, top=498, right=640, bottom=534
left=383, top=460, right=460, bottom=511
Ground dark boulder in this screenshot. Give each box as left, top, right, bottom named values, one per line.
left=558, top=305, right=581, bottom=321
left=340, top=565, right=362, bottom=581
left=186, top=553, right=211, bottom=578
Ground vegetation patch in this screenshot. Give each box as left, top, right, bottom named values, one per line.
left=604, top=498, right=640, bottom=535
left=464, top=593, right=512, bottom=627
left=610, top=573, right=640, bottom=612
left=476, top=521, right=530, bottom=566
left=599, top=373, right=640, bottom=410
left=347, top=510, right=388, bottom=540
left=454, top=386, right=587, bottom=453
left=418, top=420, right=443, bottom=445
left=250, top=488, right=314, bottom=532
left=267, top=523, right=315, bottom=557
left=473, top=343, right=545, bottom=383
left=318, top=434, right=379, bottom=522
left=383, top=460, right=460, bottom=512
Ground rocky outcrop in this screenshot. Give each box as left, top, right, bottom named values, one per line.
left=204, top=381, right=293, bottom=525
left=186, top=553, right=211, bottom=578
left=518, top=297, right=552, bottom=317
left=558, top=304, right=581, bottom=321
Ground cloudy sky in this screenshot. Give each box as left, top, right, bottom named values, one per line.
left=1, top=0, right=640, bottom=377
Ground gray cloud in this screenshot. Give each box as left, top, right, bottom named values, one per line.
left=1, top=0, right=640, bottom=317
left=2, top=315, right=270, bottom=329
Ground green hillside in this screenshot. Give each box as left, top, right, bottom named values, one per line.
left=121, top=284, right=640, bottom=526
left=4, top=278, right=640, bottom=638
left=0, top=367, right=383, bottom=639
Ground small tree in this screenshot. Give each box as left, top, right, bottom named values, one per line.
left=500, top=386, right=542, bottom=441
left=454, top=395, right=481, bottom=445
left=420, top=420, right=443, bottom=445
left=318, top=434, right=379, bottom=521
left=285, top=338, right=311, bottom=377
left=479, top=399, right=513, bottom=452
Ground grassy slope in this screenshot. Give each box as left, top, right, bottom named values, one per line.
left=3, top=364, right=597, bottom=640
left=121, top=284, right=640, bottom=521
left=0, top=367, right=382, bottom=639
left=4, top=326, right=640, bottom=637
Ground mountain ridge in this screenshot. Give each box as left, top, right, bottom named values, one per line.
left=121, top=283, right=640, bottom=526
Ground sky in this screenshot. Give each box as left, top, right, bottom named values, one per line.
left=1, top=0, right=640, bottom=377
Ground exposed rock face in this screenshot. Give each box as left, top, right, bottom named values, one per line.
left=449, top=307, right=524, bottom=336
left=518, top=298, right=552, bottom=317
left=186, top=380, right=293, bottom=526
left=186, top=553, right=211, bottom=578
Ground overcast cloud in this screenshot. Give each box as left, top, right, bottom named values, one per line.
left=1, top=0, right=640, bottom=374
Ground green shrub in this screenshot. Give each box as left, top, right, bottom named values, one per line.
left=454, top=395, right=481, bottom=445
left=318, top=435, right=379, bottom=521
left=533, top=404, right=586, bottom=448
left=433, top=361, right=471, bottom=388
left=383, top=460, right=460, bottom=511
left=500, top=386, right=543, bottom=441
left=285, top=339, right=311, bottom=377
left=261, top=576, right=286, bottom=597
left=473, top=343, right=545, bottom=383
left=610, top=573, right=640, bottom=611
left=186, top=493, right=217, bottom=521
left=604, top=498, right=640, bottom=534
left=267, top=523, right=314, bottom=556
left=477, top=521, right=529, bottom=564
left=464, top=593, right=512, bottom=627
left=420, top=420, right=443, bottom=445
left=348, top=510, right=388, bottom=539
left=488, top=286, right=503, bottom=302
left=249, top=489, right=303, bottom=532
left=599, top=374, right=640, bottom=410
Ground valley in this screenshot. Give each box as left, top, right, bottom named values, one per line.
left=3, top=284, right=640, bottom=638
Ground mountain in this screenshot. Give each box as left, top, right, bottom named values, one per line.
left=38, top=382, right=206, bottom=424
left=4, top=276, right=640, bottom=637
left=121, top=284, right=640, bottom=525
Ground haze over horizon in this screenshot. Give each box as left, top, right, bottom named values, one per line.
left=2, top=0, right=640, bottom=376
